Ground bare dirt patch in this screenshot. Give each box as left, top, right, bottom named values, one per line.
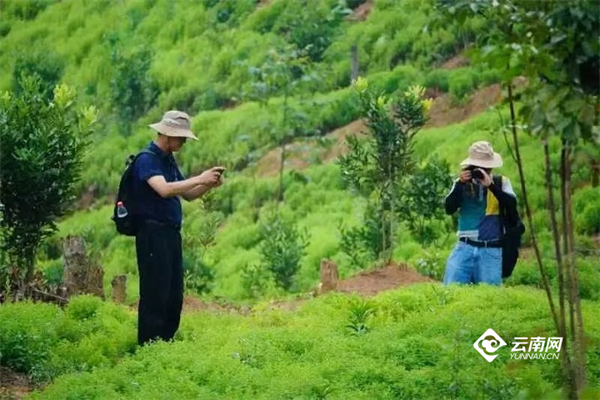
left=336, top=263, right=434, bottom=296
left=0, top=367, right=35, bottom=400
left=181, top=296, right=249, bottom=315
left=439, top=53, right=469, bottom=69
left=349, top=0, right=374, bottom=21
left=425, top=84, right=502, bottom=128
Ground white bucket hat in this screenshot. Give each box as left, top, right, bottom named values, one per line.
left=149, top=110, right=198, bottom=140
left=460, top=141, right=503, bottom=169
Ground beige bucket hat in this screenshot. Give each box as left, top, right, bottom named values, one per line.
left=149, top=110, right=198, bottom=140
left=460, top=141, right=503, bottom=169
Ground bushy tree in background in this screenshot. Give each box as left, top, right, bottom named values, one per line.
left=257, top=213, right=309, bottom=291
left=0, top=76, right=96, bottom=292
left=108, top=37, right=158, bottom=134
left=339, top=79, right=431, bottom=263
left=12, top=49, right=64, bottom=101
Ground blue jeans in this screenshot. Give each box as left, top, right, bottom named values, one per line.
left=443, top=241, right=502, bottom=286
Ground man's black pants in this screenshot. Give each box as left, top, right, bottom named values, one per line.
left=135, top=220, right=183, bottom=346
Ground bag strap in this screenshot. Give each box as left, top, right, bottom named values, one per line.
left=493, top=175, right=506, bottom=235
left=126, top=148, right=158, bottom=168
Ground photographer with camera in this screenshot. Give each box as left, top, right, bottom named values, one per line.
left=443, top=141, right=517, bottom=286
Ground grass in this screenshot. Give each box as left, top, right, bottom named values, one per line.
left=0, top=286, right=596, bottom=400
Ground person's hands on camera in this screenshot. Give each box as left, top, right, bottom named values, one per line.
left=197, top=166, right=225, bottom=187
left=476, top=168, right=492, bottom=187
left=459, top=167, right=492, bottom=187
left=459, top=169, right=472, bottom=184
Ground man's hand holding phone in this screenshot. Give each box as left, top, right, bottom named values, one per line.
left=198, top=166, right=226, bottom=187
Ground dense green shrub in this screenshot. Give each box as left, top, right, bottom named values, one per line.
left=25, top=286, right=600, bottom=400
left=573, top=186, right=600, bottom=235
left=0, top=296, right=136, bottom=382
left=0, top=77, right=95, bottom=287
left=0, top=302, right=60, bottom=376
left=1, top=0, right=57, bottom=21
left=424, top=69, right=450, bottom=92
left=414, top=250, right=447, bottom=281
left=448, top=68, right=477, bottom=102
left=109, top=42, right=158, bottom=131
left=12, top=48, right=64, bottom=100
left=257, top=213, right=309, bottom=291
left=398, top=155, right=454, bottom=247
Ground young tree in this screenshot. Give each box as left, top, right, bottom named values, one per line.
left=0, top=76, right=96, bottom=293
left=244, top=45, right=314, bottom=203
left=436, top=1, right=599, bottom=397
left=339, top=79, right=431, bottom=262
left=258, top=213, right=309, bottom=291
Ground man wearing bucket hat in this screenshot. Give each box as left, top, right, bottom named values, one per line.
left=133, top=110, right=224, bottom=345
left=443, top=141, right=517, bottom=286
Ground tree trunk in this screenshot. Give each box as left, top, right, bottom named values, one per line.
left=380, top=191, right=393, bottom=262
left=563, top=144, right=586, bottom=391
left=62, top=235, right=105, bottom=299
left=111, top=274, right=127, bottom=304
left=560, top=145, right=576, bottom=349
left=543, top=141, right=578, bottom=400
left=544, top=140, right=567, bottom=338
left=319, top=259, right=338, bottom=293
left=278, top=93, right=289, bottom=204
left=591, top=161, right=600, bottom=187
left=506, top=83, right=559, bottom=329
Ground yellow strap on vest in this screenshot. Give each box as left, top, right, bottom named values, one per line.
left=485, top=176, right=502, bottom=216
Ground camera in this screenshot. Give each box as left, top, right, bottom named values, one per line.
left=466, top=165, right=484, bottom=180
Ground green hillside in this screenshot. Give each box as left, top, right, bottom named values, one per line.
left=1, top=0, right=599, bottom=399
left=2, top=0, right=597, bottom=301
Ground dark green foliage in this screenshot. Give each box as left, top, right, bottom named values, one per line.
left=340, top=203, right=385, bottom=269
left=108, top=40, right=158, bottom=133
left=398, top=156, right=454, bottom=247
left=12, top=49, right=64, bottom=101
left=249, top=0, right=350, bottom=63
left=346, top=0, right=367, bottom=9
left=258, top=214, right=309, bottom=290
left=0, top=0, right=56, bottom=21
left=339, top=81, right=428, bottom=260
left=414, top=250, right=447, bottom=281
left=241, top=262, right=274, bottom=299
left=0, top=296, right=136, bottom=383
left=573, top=186, right=600, bottom=235
left=0, top=77, right=95, bottom=285
left=424, top=69, right=450, bottom=93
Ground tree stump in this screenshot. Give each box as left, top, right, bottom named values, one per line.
left=319, top=259, right=339, bottom=294
left=111, top=275, right=127, bottom=304
left=62, top=235, right=104, bottom=299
